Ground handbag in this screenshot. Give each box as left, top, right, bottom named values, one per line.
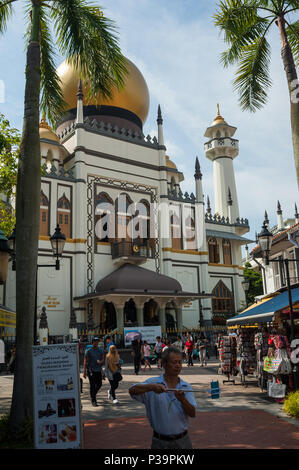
left=263, top=356, right=273, bottom=372
left=113, top=370, right=123, bottom=382
left=268, top=378, right=286, bottom=398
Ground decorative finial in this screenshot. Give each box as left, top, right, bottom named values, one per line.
left=295, top=203, right=299, bottom=218
left=264, top=210, right=269, bottom=224
left=277, top=200, right=282, bottom=214
left=207, top=196, right=211, bottom=214
left=77, top=78, right=84, bottom=100
left=217, top=103, right=220, bottom=116
left=228, top=187, right=233, bottom=206
left=194, top=156, right=202, bottom=180
left=157, top=104, right=163, bottom=125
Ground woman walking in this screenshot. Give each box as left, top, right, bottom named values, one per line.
left=105, top=345, right=122, bottom=404
left=142, top=340, right=152, bottom=372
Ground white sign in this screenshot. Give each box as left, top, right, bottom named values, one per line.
left=33, top=344, right=82, bottom=449
left=124, top=326, right=162, bottom=347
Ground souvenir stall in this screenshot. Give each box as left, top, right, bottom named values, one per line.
left=219, top=335, right=237, bottom=384
left=236, top=328, right=257, bottom=386
left=254, top=328, right=269, bottom=390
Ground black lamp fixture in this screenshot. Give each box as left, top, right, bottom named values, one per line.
left=50, top=224, right=66, bottom=270
left=257, top=220, right=273, bottom=265
left=0, top=229, right=11, bottom=284
left=241, top=278, right=250, bottom=293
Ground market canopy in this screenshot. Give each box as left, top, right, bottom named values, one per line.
left=227, top=287, right=299, bottom=326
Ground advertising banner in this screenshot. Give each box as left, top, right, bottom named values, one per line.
left=124, top=325, right=162, bottom=347
left=33, top=343, right=82, bottom=449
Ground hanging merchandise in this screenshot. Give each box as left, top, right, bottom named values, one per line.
left=219, top=335, right=237, bottom=384
left=236, top=329, right=257, bottom=383
left=267, top=377, right=286, bottom=399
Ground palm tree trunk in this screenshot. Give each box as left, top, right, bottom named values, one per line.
left=277, top=16, right=299, bottom=189
left=9, top=1, right=41, bottom=433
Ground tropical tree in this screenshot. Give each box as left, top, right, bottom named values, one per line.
left=243, top=261, right=263, bottom=305
left=214, top=0, right=299, bottom=188
left=0, top=0, right=127, bottom=435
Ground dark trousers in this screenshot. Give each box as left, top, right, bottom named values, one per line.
left=87, top=370, right=102, bottom=402
left=187, top=351, right=193, bottom=366
left=109, top=378, right=119, bottom=399
left=134, top=355, right=141, bottom=374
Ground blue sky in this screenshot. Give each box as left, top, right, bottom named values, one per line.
left=0, top=0, right=298, bottom=253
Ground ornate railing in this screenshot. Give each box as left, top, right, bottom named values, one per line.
left=111, top=240, right=155, bottom=260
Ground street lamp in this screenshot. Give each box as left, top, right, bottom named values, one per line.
left=0, top=229, right=11, bottom=285
left=8, top=224, right=66, bottom=344
left=241, top=278, right=250, bottom=309
left=257, top=221, right=273, bottom=265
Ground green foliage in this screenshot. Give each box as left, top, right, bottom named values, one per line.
left=243, top=261, right=263, bottom=305
left=214, top=0, right=299, bottom=111
left=0, top=113, right=20, bottom=236
left=0, top=413, right=34, bottom=449
left=283, top=391, right=299, bottom=418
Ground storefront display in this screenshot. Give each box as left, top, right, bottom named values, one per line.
left=219, top=335, right=237, bottom=384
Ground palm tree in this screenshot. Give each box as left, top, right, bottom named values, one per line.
left=0, top=0, right=127, bottom=434
left=214, top=0, right=299, bottom=188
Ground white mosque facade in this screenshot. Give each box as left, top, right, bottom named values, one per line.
left=3, top=58, right=252, bottom=340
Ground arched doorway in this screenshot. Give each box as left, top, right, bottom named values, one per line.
left=97, top=302, right=117, bottom=330
left=124, top=299, right=137, bottom=326
left=144, top=299, right=159, bottom=325
left=165, top=302, right=177, bottom=329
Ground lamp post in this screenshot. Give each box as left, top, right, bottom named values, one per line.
left=9, top=224, right=66, bottom=344
left=241, top=278, right=250, bottom=309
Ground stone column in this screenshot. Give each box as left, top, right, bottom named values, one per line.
left=175, top=303, right=183, bottom=333
left=134, top=298, right=145, bottom=327
left=114, top=302, right=124, bottom=331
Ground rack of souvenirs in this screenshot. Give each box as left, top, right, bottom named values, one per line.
left=219, top=335, right=237, bottom=384
left=254, top=328, right=270, bottom=389
left=236, top=328, right=257, bottom=386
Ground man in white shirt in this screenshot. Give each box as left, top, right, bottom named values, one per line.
left=154, top=336, right=163, bottom=368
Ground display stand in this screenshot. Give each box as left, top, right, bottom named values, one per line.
left=219, top=335, right=237, bottom=385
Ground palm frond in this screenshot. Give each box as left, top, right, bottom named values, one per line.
left=39, top=5, right=67, bottom=125
left=233, top=36, right=272, bottom=111
left=51, top=0, right=128, bottom=102
left=286, top=20, right=299, bottom=66
left=0, top=0, right=14, bottom=34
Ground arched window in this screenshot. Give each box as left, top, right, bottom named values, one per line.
left=212, top=280, right=234, bottom=317
left=95, top=192, right=114, bottom=242
left=57, top=194, right=71, bottom=239
left=40, top=191, right=49, bottom=236
left=222, top=239, right=232, bottom=265
left=208, top=237, right=219, bottom=263
left=116, top=194, right=134, bottom=241
left=185, top=214, right=196, bottom=250
left=171, top=212, right=182, bottom=250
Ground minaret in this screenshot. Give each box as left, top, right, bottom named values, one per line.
left=264, top=210, right=270, bottom=227
left=295, top=203, right=299, bottom=224
left=204, top=105, right=240, bottom=221
left=277, top=200, right=284, bottom=231
left=76, top=78, right=84, bottom=124
left=157, top=104, right=165, bottom=147
left=194, top=156, right=203, bottom=203
left=206, top=196, right=212, bottom=215
left=227, top=187, right=233, bottom=223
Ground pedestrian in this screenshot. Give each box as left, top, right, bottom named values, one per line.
left=154, top=336, right=163, bottom=368
left=7, top=343, right=16, bottom=374
left=105, top=336, right=115, bottom=352
left=105, top=345, right=122, bottom=404
left=129, top=346, right=197, bottom=449
left=173, top=336, right=183, bottom=351
left=162, top=340, right=171, bottom=352
left=131, top=338, right=142, bottom=375
left=83, top=337, right=105, bottom=406
left=142, top=340, right=152, bottom=371
left=197, top=336, right=207, bottom=367
left=185, top=333, right=194, bottom=367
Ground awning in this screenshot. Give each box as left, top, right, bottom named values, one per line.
left=0, top=307, right=16, bottom=328
left=206, top=230, right=254, bottom=245
left=227, top=287, right=299, bottom=326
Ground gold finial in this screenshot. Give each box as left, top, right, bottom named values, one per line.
left=212, top=103, right=226, bottom=125
left=217, top=103, right=220, bottom=116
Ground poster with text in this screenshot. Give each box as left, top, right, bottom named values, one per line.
left=33, top=343, right=82, bottom=449
left=124, top=325, right=162, bottom=347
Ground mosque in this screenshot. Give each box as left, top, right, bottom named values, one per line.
left=4, top=57, right=252, bottom=340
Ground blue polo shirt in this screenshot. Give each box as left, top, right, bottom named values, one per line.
left=85, top=346, right=104, bottom=372
left=130, top=374, right=197, bottom=435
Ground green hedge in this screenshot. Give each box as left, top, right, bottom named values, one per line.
left=283, top=392, right=299, bottom=419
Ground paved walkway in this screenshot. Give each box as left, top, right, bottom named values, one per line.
left=1, top=359, right=299, bottom=449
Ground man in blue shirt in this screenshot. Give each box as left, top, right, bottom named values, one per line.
left=83, top=337, right=104, bottom=406
left=129, top=346, right=197, bottom=449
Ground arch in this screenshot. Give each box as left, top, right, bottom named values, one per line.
left=165, top=301, right=177, bottom=329
left=40, top=190, right=49, bottom=236
left=170, top=211, right=182, bottom=250
left=97, top=301, right=117, bottom=330
left=95, top=192, right=114, bottom=242
left=143, top=299, right=159, bottom=326
left=222, top=238, right=232, bottom=265
left=170, top=176, right=176, bottom=192
left=124, top=299, right=137, bottom=325
left=208, top=237, right=219, bottom=263
left=185, top=214, right=196, bottom=250
left=115, top=193, right=134, bottom=241
left=212, top=280, right=234, bottom=318
left=57, top=193, right=71, bottom=238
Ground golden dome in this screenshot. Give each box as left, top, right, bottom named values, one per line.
left=39, top=116, right=60, bottom=143
left=211, top=103, right=227, bottom=126
left=56, top=57, right=150, bottom=124
left=166, top=155, right=177, bottom=170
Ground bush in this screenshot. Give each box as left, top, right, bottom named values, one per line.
left=0, top=414, right=33, bottom=448
left=283, top=391, right=299, bottom=419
